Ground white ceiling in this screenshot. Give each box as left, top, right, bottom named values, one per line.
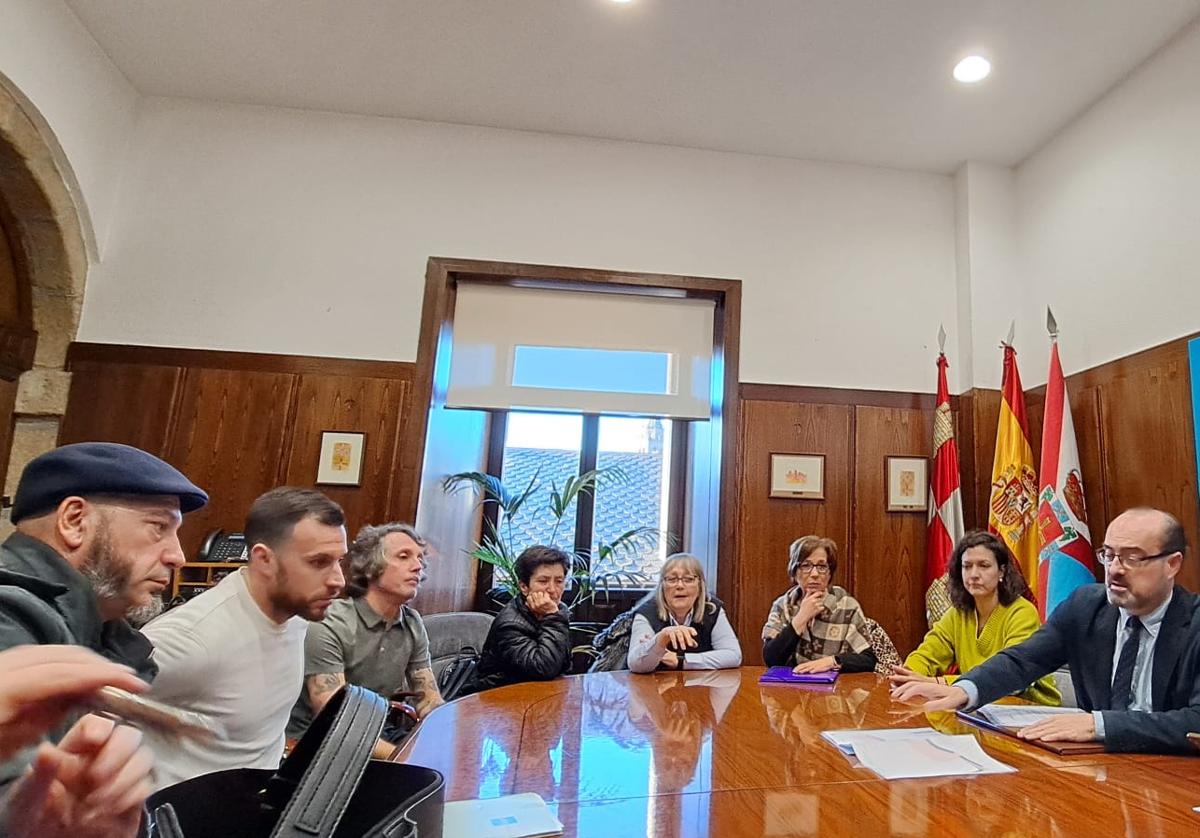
left=67, top=0, right=1200, bottom=173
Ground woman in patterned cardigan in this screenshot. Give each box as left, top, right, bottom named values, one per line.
left=761, top=535, right=877, bottom=674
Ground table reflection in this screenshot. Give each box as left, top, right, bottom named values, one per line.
left=397, top=670, right=1200, bottom=837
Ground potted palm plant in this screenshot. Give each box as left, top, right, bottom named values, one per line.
left=442, top=466, right=663, bottom=613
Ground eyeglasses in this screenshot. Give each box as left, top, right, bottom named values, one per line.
left=797, top=563, right=831, bottom=576
left=1095, top=548, right=1177, bottom=569
left=663, top=574, right=699, bottom=586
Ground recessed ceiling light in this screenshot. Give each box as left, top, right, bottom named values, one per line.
left=610, top=0, right=635, bottom=4
left=953, top=55, right=991, bottom=84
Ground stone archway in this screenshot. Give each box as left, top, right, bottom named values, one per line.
left=0, top=72, right=94, bottom=518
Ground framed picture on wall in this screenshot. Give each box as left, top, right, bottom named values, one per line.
left=886, top=456, right=928, bottom=512
left=316, top=431, right=366, bottom=486
left=769, top=453, right=825, bottom=499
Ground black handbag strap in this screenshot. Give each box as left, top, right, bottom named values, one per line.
left=269, top=684, right=388, bottom=838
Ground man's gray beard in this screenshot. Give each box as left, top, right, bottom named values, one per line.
left=126, top=595, right=164, bottom=627
left=80, top=526, right=164, bottom=626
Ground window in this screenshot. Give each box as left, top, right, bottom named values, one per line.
left=490, top=411, right=682, bottom=587
left=591, top=416, right=672, bottom=577
left=499, top=413, right=583, bottom=550
left=512, top=346, right=673, bottom=396
left=447, top=283, right=714, bottom=419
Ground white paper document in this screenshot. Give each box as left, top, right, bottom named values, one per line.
left=975, top=703, right=1085, bottom=728
left=821, top=727, right=940, bottom=757
left=853, top=733, right=1017, bottom=780
left=442, top=793, right=564, bottom=838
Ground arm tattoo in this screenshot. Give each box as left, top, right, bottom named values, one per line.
left=410, top=667, right=444, bottom=718
left=306, top=672, right=347, bottom=713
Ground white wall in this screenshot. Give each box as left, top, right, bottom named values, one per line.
left=0, top=0, right=139, bottom=255
left=1015, top=17, right=1200, bottom=384
left=956, top=162, right=1038, bottom=391
left=79, top=97, right=961, bottom=393
left=7, top=3, right=1200, bottom=396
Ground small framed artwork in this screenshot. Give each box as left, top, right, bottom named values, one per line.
left=316, top=431, right=366, bottom=486
left=769, top=453, right=825, bottom=500
left=886, top=456, right=929, bottom=512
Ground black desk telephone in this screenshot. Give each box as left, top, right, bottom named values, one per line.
left=197, top=530, right=248, bottom=563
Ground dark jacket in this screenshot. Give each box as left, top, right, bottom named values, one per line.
left=962, top=583, right=1200, bottom=754
left=474, top=595, right=572, bottom=692
left=0, top=532, right=158, bottom=788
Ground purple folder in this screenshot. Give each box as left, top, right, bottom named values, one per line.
left=758, top=666, right=839, bottom=685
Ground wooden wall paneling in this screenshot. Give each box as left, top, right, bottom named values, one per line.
left=851, top=406, right=931, bottom=656
left=734, top=399, right=852, bottom=665
left=166, top=368, right=298, bottom=559
left=952, top=393, right=978, bottom=531
left=1067, top=331, right=1195, bottom=391
left=58, top=360, right=184, bottom=455
left=1097, top=358, right=1200, bottom=591
left=1025, top=390, right=1045, bottom=474
left=0, top=378, right=16, bottom=494
left=740, top=383, right=935, bottom=411
left=282, top=373, right=411, bottom=537
left=68, top=342, right=413, bottom=380
left=968, top=388, right=1002, bottom=531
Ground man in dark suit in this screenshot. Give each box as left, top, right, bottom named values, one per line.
left=892, top=507, right=1200, bottom=754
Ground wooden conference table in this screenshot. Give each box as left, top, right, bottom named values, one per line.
left=396, top=668, right=1200, bottom=837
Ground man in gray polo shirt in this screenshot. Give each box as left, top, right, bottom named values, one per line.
left=287, top=522, right=443, bottom=758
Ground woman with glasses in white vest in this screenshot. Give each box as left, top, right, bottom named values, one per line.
left=627, top=553, right=742, bottom=673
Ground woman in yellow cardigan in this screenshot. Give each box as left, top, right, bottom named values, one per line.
left=890, top=531, right=1061, bottom=705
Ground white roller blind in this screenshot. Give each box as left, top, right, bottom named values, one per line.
left=446, top=283, right=715, bottom=419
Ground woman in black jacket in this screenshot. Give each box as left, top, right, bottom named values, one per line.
left=474, top=545, right=573, bottom=691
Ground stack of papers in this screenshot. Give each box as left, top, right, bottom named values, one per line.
left=821, top=728, right=1016, bottom=780
left=821, top=727, right=939, bottom=757
left=974, top=704, right=1085, bottom=728
left=442, top=793, right=564, bottom=838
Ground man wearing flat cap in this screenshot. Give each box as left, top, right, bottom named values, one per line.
left=0, top=442, right=208, bottom=837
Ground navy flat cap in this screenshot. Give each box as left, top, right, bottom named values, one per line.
left=11, top=442, right=209, bottom=523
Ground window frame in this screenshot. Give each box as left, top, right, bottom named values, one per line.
left=474, top=410, right=688, bottom=612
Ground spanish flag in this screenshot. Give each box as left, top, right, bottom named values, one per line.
left=988, top=344, right=1039, bottom=595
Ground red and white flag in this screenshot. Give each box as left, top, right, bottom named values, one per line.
left=1036, top=313, right=1095, bottom=618
left=926, top=349, right=964, bottom=591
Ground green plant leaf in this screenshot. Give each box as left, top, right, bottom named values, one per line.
left=505, top=467, right=542, bottom=521
left=443, top=471, right=511, bottom=507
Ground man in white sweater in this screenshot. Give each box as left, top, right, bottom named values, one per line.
left=141, top=487, right=347, bottom=789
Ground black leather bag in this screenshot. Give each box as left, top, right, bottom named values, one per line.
left=436, top=645, right=481, bottom=700
left=147, top=685, right=444, bottom=837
